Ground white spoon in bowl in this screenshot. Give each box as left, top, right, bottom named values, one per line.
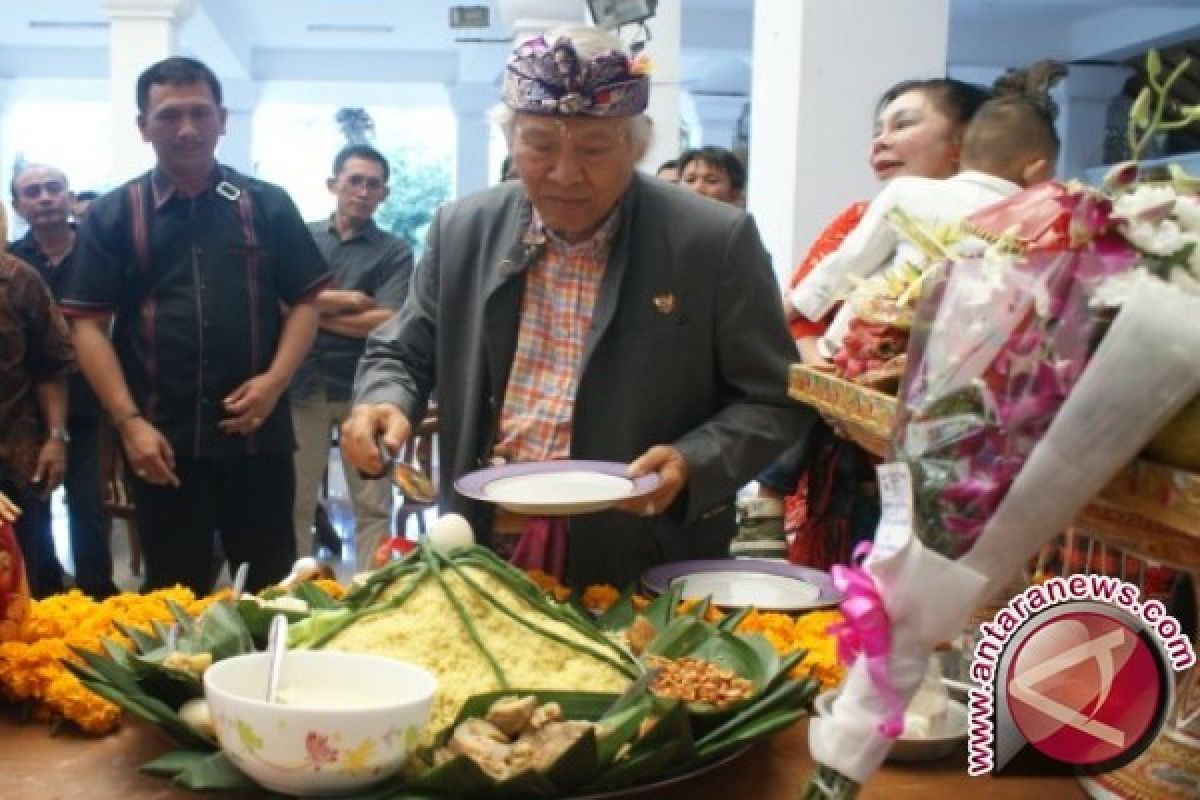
left=264, top=613, right=289, bottom=703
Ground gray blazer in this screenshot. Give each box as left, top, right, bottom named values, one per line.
left=355, top=174, right=812, bottom=586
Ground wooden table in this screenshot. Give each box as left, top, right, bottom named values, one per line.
left=0, top=707, right=1084, bottom=800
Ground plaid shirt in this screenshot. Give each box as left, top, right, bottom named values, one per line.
left=495, top=210, right=618, bottom=462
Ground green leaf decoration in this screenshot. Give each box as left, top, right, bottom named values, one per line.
left=409, top=752, right=499, bottom=796
left=716, top=606, right=752, bottom=633
left=140, top=750, right=217, bottom=777
left=641, top=582, right=684, bottom=632
left=594, top=585, right=637, bottom=631
left=235, top=597, right=309, bottom=640
left=142, top=750, right=259, bottom=791
left=643, top=616, right=715, bottom=659
left=595, top=698, right=653, bottom=766
left=294, top=580, right=343, bottom=610
left=541, top=725, right=600, bottom=791
left=694, top=708, right=806, bottom=762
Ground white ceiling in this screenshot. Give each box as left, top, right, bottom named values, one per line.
left=0, top=0, right=1197, bottom=93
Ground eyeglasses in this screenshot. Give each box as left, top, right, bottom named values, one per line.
left=17, top=180, right=67, bottom=200
left=344, top=174, right=385, bottom=191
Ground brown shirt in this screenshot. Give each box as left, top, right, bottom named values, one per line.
left=0, top=253, right=74, bottom=489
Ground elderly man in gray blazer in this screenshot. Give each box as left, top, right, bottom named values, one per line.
left=342, top=25, right=812, bottom=587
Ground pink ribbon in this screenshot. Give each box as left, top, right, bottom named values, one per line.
left=827, top=542, right=904, bottom=739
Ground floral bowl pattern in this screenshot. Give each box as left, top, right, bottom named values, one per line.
left=204, top=650, right=436, bottom=796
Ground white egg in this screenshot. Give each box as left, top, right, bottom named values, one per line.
left=279, top=556, right=322, bottom=590
left=427, top=513, right=475, bottom=553
left=178, top=697, right=215, bottom=738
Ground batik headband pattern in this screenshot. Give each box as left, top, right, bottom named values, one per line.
left=502, top=34, right=650, bottom=117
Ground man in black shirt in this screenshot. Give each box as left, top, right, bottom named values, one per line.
left=62, top=57, right=331, bottom=594
left=9, top=163, right=116, bottom=598
left=291, top=144, right=413, bottom=566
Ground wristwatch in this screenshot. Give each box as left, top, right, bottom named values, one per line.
left=48, top=428, right=70, bottom=444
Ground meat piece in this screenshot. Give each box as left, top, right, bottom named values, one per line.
left=525, top=720, right=594, bottom=772
left=485, top=695, right=537, bottom=737
left=625, top=615, right=657, bottom=656
left=446, top=718, right=513, bottom=781
left=529, top=701, right=562, bottom=730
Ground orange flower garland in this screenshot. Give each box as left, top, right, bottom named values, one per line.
left=0, top=587, right=225, bottom=734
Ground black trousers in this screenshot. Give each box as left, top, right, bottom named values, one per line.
left=129, top=453, right=296, bottom=595
left=35, top=416, right=114, bottom=598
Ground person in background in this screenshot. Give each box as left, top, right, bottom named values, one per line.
left=62, top=57, right=331, bottom=594
left=0, top=203, right=73, bottom=598
left=794, top=62, right=1065, bottom=359
left=291, top=144, right=413, bottom=567
left=9, top=164, right=117, bottom=598
left=341, top=27, right=809, bottom=587
left=655, top=158, right=680, bottom=183
left=731, top=77, right=990, bottom=563
left=678, top=146, right=745, bottom=205
left=70, top=191, right=100, bottom=221
left=499, top=155, right=519, bottom=182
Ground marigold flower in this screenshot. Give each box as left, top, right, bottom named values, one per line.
left=581, top=585, right=620, bottom=612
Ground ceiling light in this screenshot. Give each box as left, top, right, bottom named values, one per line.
left=306, top=23, right=394, bottom=34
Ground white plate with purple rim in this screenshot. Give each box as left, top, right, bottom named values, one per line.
left=454, top=460, right=661, bottom=515
left=642, top=559, right=842, bottom=612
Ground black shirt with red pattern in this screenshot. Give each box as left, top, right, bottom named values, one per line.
left=62, top=165, right=331, bottom=458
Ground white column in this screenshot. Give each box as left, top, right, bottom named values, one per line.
left=495, top=0, right=587, bottom=44
left=638, top=0, right=682, bottom=173
left=449, top=83, right=497, bottom=199
left=103, top=0, right=197, bottom=182
left=217, top=79, right=259, bottom=175
left=692, top=94, right=746, bottom=150
left=1054, top=65, right=1131, bottom=180
left=747, top=0, right=949, bottom=281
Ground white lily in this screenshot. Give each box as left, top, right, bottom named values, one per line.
left=1174, top=194, right=1200, bottom=233
left=1112, top=184, right=1177, bottom=225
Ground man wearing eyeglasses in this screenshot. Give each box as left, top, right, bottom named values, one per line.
left=289, top=144, right=413, bottom=567
left=9, top=164, right=117, bottom=598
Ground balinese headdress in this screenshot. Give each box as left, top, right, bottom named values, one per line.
left=502, top=34, right=650, bottom=117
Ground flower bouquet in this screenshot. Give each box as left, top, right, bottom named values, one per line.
left=803, top=52, right=1200, bottom=798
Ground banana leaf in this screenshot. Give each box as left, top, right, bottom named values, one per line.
left=293, top=580, right=343, bottom=610
left=642, top=616, right=714, bottom=660
left=141, top=750, right=258, bottom=791
left=694, top=707, right=807, bottom=762
left=541, top=726, right=599, bottom=791
left=640, top=582, right=685, bottom=631
left=716, top=606, right=752, bottom=633
left=236, top=597, right=311, bottom=639
left=592, top=585, right=637, bottom=631
left=414, top=689, right=657, bottom=797
left=65, top=645, right=215, bottom=750
left=134, top=601, right=255, bottom=673
left=578, top=699, right=695, bottom=793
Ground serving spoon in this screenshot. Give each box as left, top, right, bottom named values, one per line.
left=264, top=613, right=289, bottom=703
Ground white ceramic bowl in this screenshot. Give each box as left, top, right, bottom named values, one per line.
left=204, top=650, right=436, bottom=796
left=814, top=689, right=968, bottom=763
